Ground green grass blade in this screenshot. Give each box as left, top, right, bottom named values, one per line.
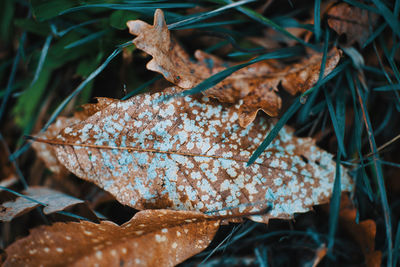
left=168, top=0, right=255, bottom=30
left=247, top=97, right=302, bottom=166
left=371, top=0, right=400, bottom=37
left=352, top=74, right=393, bottom=267
left=314, top=0, right=321, bottom=41
left=30, top=35, right=53, bottom=87
left=362, top=22, right=387, bottom=49
left=0, top=31, right=27, bottom=122
left=323, top=87, right=347, bottom=157
left=220, top=0, right=316, bottom=49
left=122, top=75, right=162, bottom=100
left=181, top=46, right=302, bottom=97
left=374, top=84, right=400, bottom=91
left=64, top=30, right=107, bottom=49
left=59, top=3, right=197, bottom=15
left=327, top=149, right=342, bottom=251
left=9, top=46, right=123, bottom=161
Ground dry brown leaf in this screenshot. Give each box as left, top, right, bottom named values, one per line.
left=0, top=186, right=84, bottom=222
left=327, top=3, right=379, bottom=46
left=3, top=209, right=220, bottom=267
left=338, top=195, right=382, bottom=267
left=32, top=98, right=117, bottom=175
left=127, top=9, right=341, bottom=127
left=35, top=86, right=354, bottom=223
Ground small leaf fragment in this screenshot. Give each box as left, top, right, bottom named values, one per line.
left=0, top=186, right=84, bottom=222
left=3, top=210, right=220, bottom=267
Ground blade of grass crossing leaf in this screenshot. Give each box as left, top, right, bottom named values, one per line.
left=371, top=0, right=400, bottom=37
left=353, top=75, right=393, bottom=267
left=0, top=186, right=47, bottom=206
left=30, top=35, right=52, bottom=87
left=247, top=97, right=302, bottom=166
left=298, top=30, right=330, bottom=122
left=0, top=186, right=94, bottom=222
left=9, top=46, right=123, bottom=161
left=314, top=0, right=321, bottom=41
left=122, top=75, right=162, bottom=100
left=0, top=31, right=26, bottom=123
left=301, top=60, right=350, bottom=97
left=362, top=22, right=387, bottom=49
left=323, top=87, right=347, bottom=157
left=182, top=46, right=302, bottom=96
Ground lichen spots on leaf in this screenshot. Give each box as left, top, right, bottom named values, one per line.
left=37, top=85, right=355, bottom=223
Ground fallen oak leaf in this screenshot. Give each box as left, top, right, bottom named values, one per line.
left=327, top=2, right=379, bottom=46
left=0, top=186, right=85, bottom=222
left=33, top=86, right=353, bottom=223
left=127, top=9, right=342, bottom=127
left=3, top=209, right=220, bottom=267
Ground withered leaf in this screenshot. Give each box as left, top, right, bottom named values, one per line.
left=327, top=3, right=379, bottom=46
left=0, top=186, right=84, bottom=222
left=4, top=209, right=220, bottom=267
left=32, top=98, right=115, bottom=175
left=38, top=86, right=353, bottom=223
left=338, top=195, right=382, bottom=267
left=127, top=9, right=341, bottom=127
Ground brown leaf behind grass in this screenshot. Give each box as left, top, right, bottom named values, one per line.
left=127, top=9, right=341, bottom=127
left=4, top=210, right=220, bottom=267
left=327, top=3, right=379, bottom=46
left=34, top=86, right=354, bottom=223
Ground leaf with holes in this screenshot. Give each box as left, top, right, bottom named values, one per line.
left=127, top=9, right=341, bottom=127
left=33, top=86, right=353, bottom=223
left=0, top=186, right=84, bottom=222
left=3, top=209, right=220, bottom=267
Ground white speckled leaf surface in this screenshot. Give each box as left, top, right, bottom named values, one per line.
left=51, top=87, right=353, bottom=223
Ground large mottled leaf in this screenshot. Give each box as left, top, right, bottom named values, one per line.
left=3, top=209, right=220, bottom=267
left=36, top=86, right=353, bottom=223
left=0, top=186, right=84, bottom=222
left=127, top=9, right=341, bottom=126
